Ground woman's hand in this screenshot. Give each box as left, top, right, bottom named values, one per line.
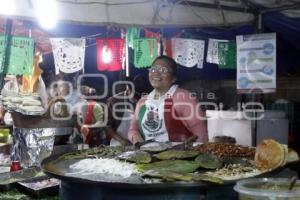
left=80, top=125, right=90, bottom=138
left=0, top=107, right=6, bottom=125
left=107, top=128, right=131, bottom=146
left=117, top=138, right=131, bottom=146
left=132, top=133, right=144, bottom=144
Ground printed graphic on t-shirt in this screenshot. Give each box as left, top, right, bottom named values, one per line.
left=143, top=106, right=163, bottom=133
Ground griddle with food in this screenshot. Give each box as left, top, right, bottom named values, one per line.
left=41, top=139, right=299, bottom=188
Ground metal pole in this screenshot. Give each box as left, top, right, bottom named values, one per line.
left=125, top=28, right=130, bottom=77
left=251, top=13, right=263, bottom=146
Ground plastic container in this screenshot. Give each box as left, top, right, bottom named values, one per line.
left=234, top=178, right=300, bottom=200
left=0, top=129, right=10, bottom=143
left=17, top=176, right=59, bottom=198
left=10, top=161, right=22, bottom=172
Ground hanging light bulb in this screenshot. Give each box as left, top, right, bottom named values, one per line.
left=0, top=0, right=15, bottom=15
left=36, top=0, right=58, bottom=29
left=102, top=45, right=112, bottom=64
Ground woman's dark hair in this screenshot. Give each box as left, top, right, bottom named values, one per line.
left=152, top=55, right=177, bottom=77
left=123, top=75, right=145, bottom=100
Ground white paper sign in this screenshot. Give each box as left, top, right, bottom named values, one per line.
left=51, top=38, right=86, bottom=74
left=171, top=38, right=205, bottom=68
left=236, top=33, right=276, bottom=93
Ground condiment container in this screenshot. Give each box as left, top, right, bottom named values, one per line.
left=234, top=178, right=300, bottom=200
left=10, top=161, right=22, bottom=172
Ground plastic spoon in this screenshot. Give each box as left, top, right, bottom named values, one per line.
left=288, top=176, right=298, bottom=191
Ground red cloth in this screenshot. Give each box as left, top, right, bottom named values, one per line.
left=145, top=29, right=160, bottom=40
left=164, top=98, right=194, bottom=141
left=163, top=39, right=172, bottom=57
left=84, top=101, right=96, bottom=145
left=96, top=38, right=125, bottom=71
left=84, top=101, right=95, bottom=125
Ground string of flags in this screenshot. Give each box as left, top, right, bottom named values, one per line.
left=0, top=27, right=243, bottom=76
left=0, top=28, right=276, bottom=94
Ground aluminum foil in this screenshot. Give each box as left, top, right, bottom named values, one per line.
left=11, top=127, right=55, bottom=168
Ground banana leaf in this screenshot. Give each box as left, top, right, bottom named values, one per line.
left=195, top=154, right=223, bottom=169
left=153, top=150, right=199, bottom=160
left=137, top=160, right=201, bottom=173
left=118, top=151, right=152, bottom=164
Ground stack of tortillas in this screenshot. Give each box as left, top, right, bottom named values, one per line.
left=255, top=139, right=299, bottom=170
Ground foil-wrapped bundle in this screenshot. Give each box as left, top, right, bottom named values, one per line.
left=11, top=127, right=56, bottom=167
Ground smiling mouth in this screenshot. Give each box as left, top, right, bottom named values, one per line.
left=152, top=77, right=161, bottom=81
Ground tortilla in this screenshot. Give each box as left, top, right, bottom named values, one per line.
left=287, top=148, right=299, bottom=163
left=10, top=97, right=23, bottom=103
left=19, top=105, right=44, bottom=112
left=254, top=139, right=285, bottom=170
left=280, top=144, right=288, bottom=167
left=22, top=99, right=42, bottom=106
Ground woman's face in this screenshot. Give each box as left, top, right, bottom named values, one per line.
left=149, top=59, right=176, bottom=92
left=57, top=81, right=71, bottom=97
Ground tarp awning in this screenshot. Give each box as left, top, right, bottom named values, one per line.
left=4, top=0, right=257, bottom=27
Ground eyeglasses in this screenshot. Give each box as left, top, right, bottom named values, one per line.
left=148, top=66, right=172, bottom=74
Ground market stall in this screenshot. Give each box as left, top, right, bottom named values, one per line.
left=0, top=0, right=300, bottom=199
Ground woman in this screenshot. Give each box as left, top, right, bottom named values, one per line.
left=128, top=55, right=208, bottom=144
left=75, top=86, right=107, bottom=147
left=106, top=77, right=142, bottom=146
